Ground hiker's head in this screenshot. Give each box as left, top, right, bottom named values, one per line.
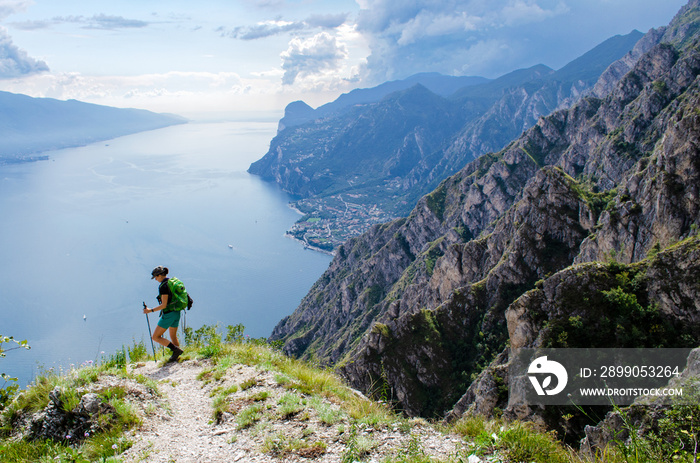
left=151, top=266, right=168, bottom=280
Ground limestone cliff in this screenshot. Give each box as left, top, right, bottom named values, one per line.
left=271, top=0, right=700, bottom=421
left=495, top=235, right=700, bottom=438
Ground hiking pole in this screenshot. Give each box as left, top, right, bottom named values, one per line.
left=143, top=302, right=157, bottom=361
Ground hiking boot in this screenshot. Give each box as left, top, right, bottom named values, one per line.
left=168, top=345, right=184, bottom=362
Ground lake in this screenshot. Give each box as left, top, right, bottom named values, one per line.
left=0, top=119, right=332, bottom=387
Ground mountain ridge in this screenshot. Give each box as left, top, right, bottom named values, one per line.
left=277, top=72, right=490, bottom=132
left=270, top=0, right=700, bottom=432
left=0, top=91, right=186, bottom=163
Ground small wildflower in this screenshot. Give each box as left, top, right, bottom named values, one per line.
left=112, top=443, right=118, bottom=450
left=84, top=431, right=90, bottom=438
left=66, top=434, right=72, bottom=440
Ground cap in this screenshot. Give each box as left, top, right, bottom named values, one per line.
left=151, top=266, right=168, bottom=279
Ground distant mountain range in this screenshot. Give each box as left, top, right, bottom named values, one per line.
left=248, top=30, right=644, bottom=249
left=0, top=92, right=186, bottom=163
left=270, top=0, right=700, bottom=445
left=276, top=73, right=490, bottom=131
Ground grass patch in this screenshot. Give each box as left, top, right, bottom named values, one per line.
left=277, top=392, right=305, bottom=419
left=450, top=415, right=578, bottom=463
left=248, top=390, right=269, bottom=402
left=212, top=395, right=230, bottom=422
left=497, top=421, right=570, bottom=463
left=205, top=340, right=396, bottom=428
left=341, top=424, right=378, bottom=462
left=310, top=397, right=345, bottom=425
left=210, top=383, right=239, bottom=398
left=240, top=378, right=258, bottom=391
left=262, top=431, right=327, bottom=458
left=236, top=403, right=264, bottom=430
left=380, top=434, right=437, bottom=463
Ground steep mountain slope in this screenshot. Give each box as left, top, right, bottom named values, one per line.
left=249, top=32, right=643, bottom=249
left=270, top=0, right=700, bottom=419
left=0, top=92, right=186, bottom=162
left=250, top=84, right=464, bottom=199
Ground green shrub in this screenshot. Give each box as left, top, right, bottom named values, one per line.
left=102, top=347, right=127, bottom=370
left=0, top=336, right=30, bottom=410
left=127, top=339, right=149, bottom=362
left=225, top=324, right=245, bottom=343
left=185, top=323, right=222, bottom=347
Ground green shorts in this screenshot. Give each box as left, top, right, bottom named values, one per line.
left=157, top=310, right=181, bottom=329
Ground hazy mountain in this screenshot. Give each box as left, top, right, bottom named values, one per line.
left=249, top=31, right=645, bottom=248
left=270, top=0, right=700, bottom=439
left=277, top=73, right=490, bottom=131
left=0, top=92, right=186, bottom=163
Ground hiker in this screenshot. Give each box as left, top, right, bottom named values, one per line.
left=143, top=266, right=185, bottom=362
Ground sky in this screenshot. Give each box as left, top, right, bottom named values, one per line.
left=0, top=0, right=690, bottom=118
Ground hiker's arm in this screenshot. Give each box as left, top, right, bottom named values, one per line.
left=143, top=294, right=169, bottom=314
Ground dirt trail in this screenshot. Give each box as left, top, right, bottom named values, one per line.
left=121, top=360, right=245, bottom=462
left=119, top=359, right=464, bottom=463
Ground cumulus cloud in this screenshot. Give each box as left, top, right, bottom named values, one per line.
left=397, top=10, right=481, bottom=46
left=0, top=27, right=49, bottom=78
left=220, top=12, right=348, bottom=40
left=355, top=0, right=570, bottom=82
left=280, top=32, right=348, bottom=85
left=216, top=11, right=355, bottom=88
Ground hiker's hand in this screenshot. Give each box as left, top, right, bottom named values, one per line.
left=143, top=307, right=150, bottom=314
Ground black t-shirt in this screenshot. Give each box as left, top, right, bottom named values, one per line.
left=158, top=278, right=173, bottom=310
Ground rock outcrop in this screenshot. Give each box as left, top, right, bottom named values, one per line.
left=498, top=235, right=700, bottom=430
left=23, top=388, right=112, bottom=443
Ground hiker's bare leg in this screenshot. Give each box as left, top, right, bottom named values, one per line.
left=152, top=326, right=170, bottom=347
left=169, top=327, right=179, bottom=348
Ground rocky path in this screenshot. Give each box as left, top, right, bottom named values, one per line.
left=121, top=360, right=239, bottom=463
left=117, top=359, right=467, bottom=463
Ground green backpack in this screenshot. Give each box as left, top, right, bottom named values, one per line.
left=162, top=277, right=193, bottom=312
